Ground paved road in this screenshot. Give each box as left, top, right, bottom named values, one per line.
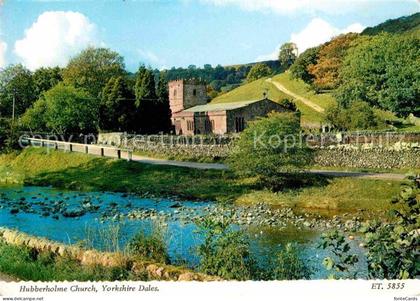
left=266, top=78, right=325, bottom=113
left=26, top=139, right=406, bottom=180
left=127, top=154, right=405, bottom=181
left=130, top=154, right=228, bottom=170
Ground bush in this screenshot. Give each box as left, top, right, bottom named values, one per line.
left=269, top=243, right=312, bottom=280
left=360, top=176, right=419, bottom=279
left=127, top=226, right=169, bottom=264
left=196, top=214, right=257, bottom=280
left=325, top=101, right=379, bottom=131
left=246, top=63, right=272, bottom=82
left=228, top=112, right=313, bottom=190
left=320, top=176, right=420, bottom=280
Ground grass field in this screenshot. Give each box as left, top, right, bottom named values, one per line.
left=211, top=77, right=289, bottom=104
left=272, top=73, right=337, bottom=110
left=0, top=148, right=405, bottom=214
left=210, top=73, right=338, bottom=127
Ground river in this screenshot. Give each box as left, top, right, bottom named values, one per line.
left=0, top=185, right=367, bottom=279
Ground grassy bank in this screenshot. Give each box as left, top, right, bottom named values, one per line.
left=0, top=148, right=404, bottom=213
left=0, top=240, right=140, bottom=281
left=0, top=148, right=244, bottom=202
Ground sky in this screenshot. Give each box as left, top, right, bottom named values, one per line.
left=0, top=0, right=418, bottom=71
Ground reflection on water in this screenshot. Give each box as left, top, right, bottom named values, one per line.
left=0, top=185, right=367, bottom=279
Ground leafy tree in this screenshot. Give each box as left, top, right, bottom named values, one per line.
left=289, top=46, right=320, bottom=84
left=336, top=33, right=419, bottom=116
left=308, top=33, right=359, bottom=91
left=228, top=112, right=313, bottom=190
left=32, top=67, right=63, bottom=98
left=0, top=64, right=36, bottom=118
left=21, top=98, right=48, bottom=132
left=246, top=63, right=272, bottom=82
left=325, top=101, right=378, bottom=131
left=37, top=83, right=99, bottom=134
left=155, top=73, right=172, bottom=133
left=134, top=66, right=159, bottom=133
left=278, top=42, right=298, bottom=68
left=100, top=76, right=136, bottom=132
left=62, top=47, right=125, bottom=98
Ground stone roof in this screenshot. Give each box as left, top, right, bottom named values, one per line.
left=184, top=99, right=263, bottom=113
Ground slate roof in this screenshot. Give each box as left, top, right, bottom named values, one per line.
left=184, top=99, right=263, bottom=113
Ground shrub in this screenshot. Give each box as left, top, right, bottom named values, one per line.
left=228, top=112, right=313, bottom=190
left=269, top=243, right=312, bottom=280
left=325, top=101, right=379, bottom=131
left=246, top=63, right=272, bottom=82
left=127, top=226, right=169, bottom=264
left=360, top=176, right=419, bottom=279
left=196, top=214, right=257, bottom=280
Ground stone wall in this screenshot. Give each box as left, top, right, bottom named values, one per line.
left=97, top=133, right=420, bottom=168
left=0, top=228, right=219, bottom=281
left=314, top=144, right=420, bottom=169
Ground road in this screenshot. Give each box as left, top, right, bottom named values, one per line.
left=266, top=78, right=325, bottom=113
left=127, top=155, right=405, bottom=181
left=26, top=138, right=407, bottom=180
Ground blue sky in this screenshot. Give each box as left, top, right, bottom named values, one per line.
left=0, top=0, right=418, bottom=71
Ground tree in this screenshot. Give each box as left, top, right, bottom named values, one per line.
left=228, top=112, right=313, bottom=190
left=278, top=42, right=298, bottom=68
left=21, top=98, right=48, bottom=132
left=62, top=47, right=126, bottom=98
left=134, top=66, right=158, bottom=133
left=32, top=67, right=63, bottom=98
left=0, top=64, right=36, bottom=118
left=336, top=33, right=420, bottom=116
left=325, top=101, right=378, bottom=131
left=100, top=76, right=136, bottom=132
left=246, top=63, right=272, bottom=82
left=41, top=83, right=98, bottom=134
left=155, top=73, right=172, bottom=133
left=289, top=46, right=320, bottom=84
left=308, top=33, right=359, bottom=91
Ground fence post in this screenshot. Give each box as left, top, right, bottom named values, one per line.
left=127, top=151, right=132, bottom=162
left=101, top=148, right=104, bottom=157
left=41, top=140, right=44, bottom=147
left=117, top=149, right=121, bottom=159
left=55, top=142, right=58, bottom=150
left=85, top=145, right=89, bottom=154
left=69, top=144, right=73, bottom=152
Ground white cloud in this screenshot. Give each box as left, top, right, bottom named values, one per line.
left=0, top=40, right=7, bottom=68
left=201, top=0, right=416, bottom=15
left=14, top=11, right=100, bottom=70
left=256, top=18, right=365, bottom=61
left=291, top=18, right=365, bottom=53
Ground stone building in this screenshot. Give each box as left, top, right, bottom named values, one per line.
left=169, top=79, right=296, bottom=135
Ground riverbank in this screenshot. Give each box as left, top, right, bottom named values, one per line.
left=0, top=227, right=217, bottom=281
left=0, top=148, right=404, bottom=214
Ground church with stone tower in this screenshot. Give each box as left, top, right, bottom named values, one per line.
left=168, top=79, right=296, bottom=135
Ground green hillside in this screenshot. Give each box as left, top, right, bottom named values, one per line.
left=210, top=73, right=338, bottom=128
left=362, top=12, right=420, bottom=35
left=211, top=77, right=287, bottom=104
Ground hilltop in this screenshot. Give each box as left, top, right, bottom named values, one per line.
left=362, top=12, right=420, bottom=35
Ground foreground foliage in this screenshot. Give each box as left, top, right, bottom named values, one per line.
left=320, top=176, right=420, bottom=279
left=229, top=112, right=313, bottom=190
